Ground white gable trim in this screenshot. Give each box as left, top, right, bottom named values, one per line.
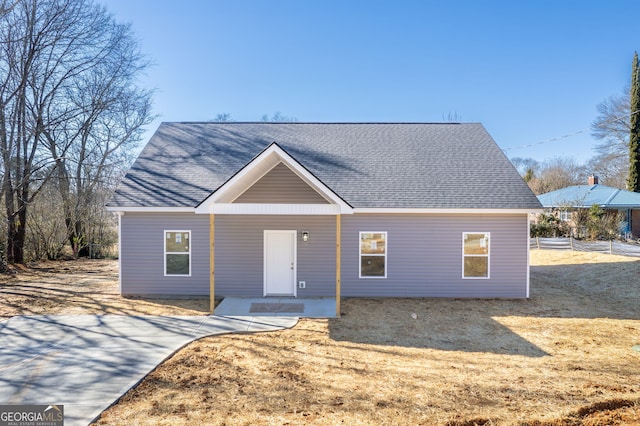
left=194, top=143, right=353, bottom=215
left=212, top=203, right=341, bottom=215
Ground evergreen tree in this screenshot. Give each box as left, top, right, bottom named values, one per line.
left=629, top=51, right=640, bottom=192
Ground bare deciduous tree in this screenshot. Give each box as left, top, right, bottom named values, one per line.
left=261, top=111, right=298, bottom=122
left=47, top=19, right=153, bottom=257
left=510, top=157, right=540, bottom=178
left=585, top=154, right=628, bottom=189
left=210, top=112, right=233, bottom=122
left=592, top=91, right=630, bottom=157
left=526, top=157, right=586, bottom=195
left=0, top=0, right=153, bottom=263
left=591, top=91, right=630, bottom=160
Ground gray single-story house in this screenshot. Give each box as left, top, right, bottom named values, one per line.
left=107, top=122, right=542, bottom=313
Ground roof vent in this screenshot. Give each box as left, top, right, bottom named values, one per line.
left=588, top=175, right=599, bottom=185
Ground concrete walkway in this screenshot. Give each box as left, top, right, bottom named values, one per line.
left=0, top=315, right=297, bottom=425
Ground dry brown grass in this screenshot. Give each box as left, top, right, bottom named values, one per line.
left=89, top=250, right=640, bottom=425
left=0, top=259, right=209, bottom=318
left=1, top=253, right=638, bottom=424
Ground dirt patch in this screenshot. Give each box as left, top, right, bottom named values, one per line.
left=91, top=250, right=640, bottom=425
left=526, top=399, right=640, bottom=425
left=0, top=259, right=209, bottom=318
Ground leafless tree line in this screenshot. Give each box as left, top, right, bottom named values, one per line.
left=0, top=0, right=153, bottom=263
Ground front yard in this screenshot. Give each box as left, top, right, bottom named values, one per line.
left=1, top=251, right=639, bottom=424
left=0, top=259, right=209, bottom=318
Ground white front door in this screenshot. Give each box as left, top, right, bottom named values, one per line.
left=264, top=230, right=296, bottom=296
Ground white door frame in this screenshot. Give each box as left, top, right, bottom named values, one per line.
left=263, top=230, right=297, bottom=297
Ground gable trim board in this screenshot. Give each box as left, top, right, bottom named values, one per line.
left=110, top=122, right=542, bottom=306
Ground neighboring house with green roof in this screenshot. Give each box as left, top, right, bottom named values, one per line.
left=107, top=122, right=542, bottom=313
left=537, top=176, right=640, bottom=238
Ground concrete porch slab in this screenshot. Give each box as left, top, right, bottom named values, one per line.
left=215, top=297, right=337, bottom=318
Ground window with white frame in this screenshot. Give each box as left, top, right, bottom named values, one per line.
left=165, top=231, right=191, bottom=276
left=559, top=210, right=571, bottom=222
left=359, top=232, right=387, bottom=278
left=462, top=232, right=489, bottom=279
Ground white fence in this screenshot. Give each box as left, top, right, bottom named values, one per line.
left=530, top=237, right=640, bottom=257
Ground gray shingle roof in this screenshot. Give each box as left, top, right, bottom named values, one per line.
left=108, top=122, right=541, bottom=210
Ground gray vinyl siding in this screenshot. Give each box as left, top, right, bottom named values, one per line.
left=341, top=214, right=529, bottom=298
left=234, top=163, right=329, bottom=204
left=120, top=213, right=210, bottom=296
left=119, top=212, right=528, bottom=298
left=215, top=215, right=336, bottom=297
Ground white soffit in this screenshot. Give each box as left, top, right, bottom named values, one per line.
left=211, top=203, right=342, bottom=215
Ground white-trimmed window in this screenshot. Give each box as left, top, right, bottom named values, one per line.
left=559, top=210, right=571, bottom=222
left=359, top=232, right=387, bottom=278
left=462, top=232, right=490, bottom=279
left=165, top=231, right=191, bottom=276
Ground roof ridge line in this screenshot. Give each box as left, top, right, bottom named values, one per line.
left=603, top=188, right=621, bottom=206
left=163, top=121, right=476, bottom=125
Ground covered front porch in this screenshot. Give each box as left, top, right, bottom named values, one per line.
left=198, top=143, right=350, bottom=316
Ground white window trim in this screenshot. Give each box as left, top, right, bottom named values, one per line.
left=359, top=231, right=387, bottom=279
left=462, top=232, right=490, bottom=280
left=164, top=230, right=192, bottom=277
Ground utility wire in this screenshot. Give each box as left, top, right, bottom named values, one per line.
left=502, top=109, right=640, bottom=153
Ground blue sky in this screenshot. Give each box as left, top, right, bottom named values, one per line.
left=105, top=0, right=639, bottom=163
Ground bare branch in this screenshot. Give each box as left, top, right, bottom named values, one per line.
left=591, top=90, right=630, bottom=158
left=0, top=0, right=154, bottom=262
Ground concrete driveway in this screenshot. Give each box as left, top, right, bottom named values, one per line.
left=0, top=315, right=297, bottom=425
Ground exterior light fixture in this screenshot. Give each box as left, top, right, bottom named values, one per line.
left=302, top=231, right=309, bottom=242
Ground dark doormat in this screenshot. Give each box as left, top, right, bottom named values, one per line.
left=250, top=303, right=305, bottom=313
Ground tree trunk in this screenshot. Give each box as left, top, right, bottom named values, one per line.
left=629, top=52, right=640, bottom=192
left=5, top=203, right=27, bottom=264
left=12, top=207, right=26, bottom=264
left=65, top=216, right=88, bottom=258
left=76, top=220, right=89, bottom=258
left=5, top=213, right=16, bottom=263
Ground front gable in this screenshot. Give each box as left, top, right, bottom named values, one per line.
left=194, top=143, right=352, bottom=215
left=234, top=163, right=330, bottom=204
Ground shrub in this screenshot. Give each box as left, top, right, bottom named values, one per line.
left=530, top=213, right=570, bottom=237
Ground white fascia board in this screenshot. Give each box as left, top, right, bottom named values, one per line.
left=526, top=214, right=531, bottom=298
left=211, top=203, right=342, bottom=215
left=195, top=143, right=352, bottom=214
left=105, top=206, right=196, bottom=213
left=353, top=208, right=544, bottom=215
left=597, top=205, right=640, bottom=209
